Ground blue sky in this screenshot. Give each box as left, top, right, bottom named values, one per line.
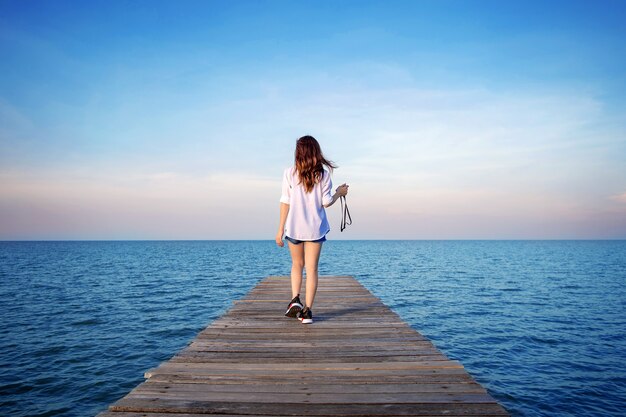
left=1, top=0, right=625, bottom=239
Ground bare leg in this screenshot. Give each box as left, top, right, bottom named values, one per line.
left=303, top=241, right=323, bottom=308
left=287, top=241, right=305, bottom=298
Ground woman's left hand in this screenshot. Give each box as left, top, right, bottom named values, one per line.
left=275, top=231, right=284, bottom=247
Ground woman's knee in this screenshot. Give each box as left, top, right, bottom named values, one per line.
left=305, top=264, right=318, bottom=275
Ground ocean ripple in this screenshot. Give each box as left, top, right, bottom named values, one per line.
left=1, top=240, right=625, bottom=417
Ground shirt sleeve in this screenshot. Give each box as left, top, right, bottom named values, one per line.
left=280, top=168, right=291, bottom=204
left=321, top=170, right=333, bottom=206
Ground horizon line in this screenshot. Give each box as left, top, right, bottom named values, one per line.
left=1, top=238, right=625, bottom=242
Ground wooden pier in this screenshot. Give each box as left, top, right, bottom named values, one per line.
left=98, top=275, right=509, bottom=416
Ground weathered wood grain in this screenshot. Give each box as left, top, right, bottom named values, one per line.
left=98, top=275, right=509, bottom=416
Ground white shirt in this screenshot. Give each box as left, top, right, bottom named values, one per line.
left=280, top=166, right=333, bottom=240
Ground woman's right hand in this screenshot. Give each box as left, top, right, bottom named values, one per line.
left=336, top=183, right=349, bottom=197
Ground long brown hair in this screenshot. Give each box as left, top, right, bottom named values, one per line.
left=294, top=135, right=337, bottom=193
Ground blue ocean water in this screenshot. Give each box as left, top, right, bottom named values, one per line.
left=0, top=240, right=625, bottom=417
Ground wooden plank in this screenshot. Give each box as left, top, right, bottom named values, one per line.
left=118, top=391, right=499, bottom=403
left=98, top=414, right=506, bottom=417
left=131, top=381, right=489, bottom=394
left=99, top=276, right=509, bottom=417
left=145, top=374, right=480, bottom=385
left=145, top=361, right=464, bottom=372
left=109, top=398, right=509, bottom=415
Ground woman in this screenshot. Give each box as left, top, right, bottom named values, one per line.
left=275, top=135, right=349, bottom=324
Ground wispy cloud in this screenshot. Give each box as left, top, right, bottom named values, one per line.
left=610, top=192, right=626, bottom=204
left=2, top=74, right=625, bottom=239
left=0, top=169, right=280, bottom=240
left=1, top=2, right=625, bottom=239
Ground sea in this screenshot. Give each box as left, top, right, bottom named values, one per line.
left=0, top=240, right=625, bottom=417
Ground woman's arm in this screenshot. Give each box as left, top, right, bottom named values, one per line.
left=324, top=184, right=349, bottom=208
left=275, top=203, right=289, bottom=247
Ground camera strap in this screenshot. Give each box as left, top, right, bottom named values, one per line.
left=340, top=195, right=352, bottom=232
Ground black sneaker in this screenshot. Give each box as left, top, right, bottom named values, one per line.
left=285, top=295, right=303, bottom=318
left=298, top=307, right=313, bottom=324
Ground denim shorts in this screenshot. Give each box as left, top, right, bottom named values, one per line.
left=285, top=235, right=327, bottom=245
